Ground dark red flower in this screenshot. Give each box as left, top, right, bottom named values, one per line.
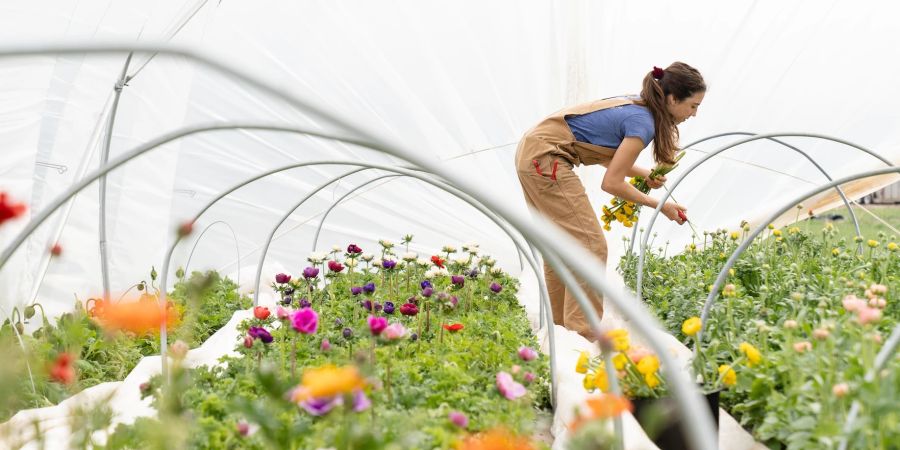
left=346, top=244, right=363, bottom=254
left=399, top=303, right=419, bottom=316
left=431, top=255, right=445, bottom=268
left=328, top=260, right=345, bottom=273
left=0, top=192, right=27, bottom=226
left=442, top=323, right=464, bottom=332
left=652, top=66, right=665, bottom=80
left=50, top=243, right=63, bottom=257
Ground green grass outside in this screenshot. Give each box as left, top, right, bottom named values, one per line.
left=795, top=204, right=900, bottom=242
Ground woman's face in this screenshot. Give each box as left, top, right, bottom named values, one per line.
left=667, top=91, right=705, bottom=124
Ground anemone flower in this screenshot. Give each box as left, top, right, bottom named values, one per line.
left=451, top=275, right=465, bottom=287
left=363, top=282, right=376, bottom=294
left=328, top=260, right=345, bottom=273
left=350, top=286, right=363, bottom=296
left=248, top=326, right=273, bottom=344
left=422, top=286, right=434, bottom=297
left=368, top=316, right=388, bottom=336
left=490, top=282, right=503, bottom=294
left=382, top=259, right=397, bottom=270
left=383, top=301, right=395, bottom=314
left=275, top=273, right=291, bottom=284
left=302, top=267, right=320, bottom=279
left=400, top=303, right=419, bottom=316
left=420, top=280, right=433, bottom=289
left=347, top=244, right=363, bottom=254
left=291, top=308, right=318, bottom=334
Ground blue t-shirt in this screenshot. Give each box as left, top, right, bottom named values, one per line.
left=564, top=101, right=655, bottom=149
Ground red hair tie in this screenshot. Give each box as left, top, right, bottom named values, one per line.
left=652, top=66, right=665, bottom=80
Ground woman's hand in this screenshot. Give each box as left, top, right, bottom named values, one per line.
left=661, top=201, right=687, bottom=225
left=646, top=175, right=666, bottom=189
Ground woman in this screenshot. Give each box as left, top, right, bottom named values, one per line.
left=515, top=62, right=706, bottom=340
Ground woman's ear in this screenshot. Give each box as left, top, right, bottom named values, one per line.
left=666, top=93, right=676, bottom=106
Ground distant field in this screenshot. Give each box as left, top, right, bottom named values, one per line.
left=796, top=204, right=899, bottom=241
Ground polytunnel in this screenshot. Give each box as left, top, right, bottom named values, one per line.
left=1, top=1, right=899, bottom=449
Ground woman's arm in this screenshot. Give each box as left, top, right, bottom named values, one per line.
left=601, top=137, right=686, bottom=223
left=601, top=137, right=659, bottom=208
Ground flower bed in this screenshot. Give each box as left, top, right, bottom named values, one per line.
left=0, top=270, right=251, bottom=422
left=617, top=221, right=899, bottom=448
left=105, top=240, right=550, bottom=449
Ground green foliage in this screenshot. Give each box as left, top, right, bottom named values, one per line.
left=619, top=220, right=899, bottom=449
left=0, top=269, right=250, bottom=422
left=107, top=246, right=550, bottom=449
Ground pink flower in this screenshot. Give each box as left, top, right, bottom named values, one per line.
left=793, top=341, right=812, bottom=353
left=368, top=315, right=388, bottom=336
left=832, top=383, right=849, bottom=398
left=524, top=372, right=536, bottom=384
left=626, top=347, right=652, bottom=363
left=276, top=306, right=292, bottom=320
left=320, top=338, right=331, bottom=352
left=399, top=303, right=419, bottom=316
left=842, top=295, right=866, bottom=313
left=869, top=284, right=888, bottom=295
left=236, top=420, right=250, bottom=436
left=496, top=371, right=526, bottom=400
left=448, top=411, right=468, bottom=428
left=291, top=308, right=318, bottom=334
left=813, top=328, right=830, bottom=340
left=382, top=323, right=408, bottom=340
left=511, top=364, right=521, bottom=374
left=328, top=260, right=344, bottom=273
left=856, top=306, right=882, bottom=325
left=243, top=335, right=254, bottom=348
left=352, top=389, right=371, bottom=412
left=518, top=346, right=537, bottom=361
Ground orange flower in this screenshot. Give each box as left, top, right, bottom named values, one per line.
left=568, top=394, right=632, bottom=431
left=292, top=364, right=366, bottom=402
left=457, top=428, right=535, bottom=450
left=92, top=298, right=180, bottom=334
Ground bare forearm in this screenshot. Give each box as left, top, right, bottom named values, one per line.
left=601, top=179, right=659, bottom=209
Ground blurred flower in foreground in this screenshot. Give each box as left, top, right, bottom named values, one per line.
left=49, top=352, right=76, bottom=385
left=457, top=428, right=535, bottom=450
left=291, top=364, right=367, bottom=403
left=92, top=299, right=180, bottom=334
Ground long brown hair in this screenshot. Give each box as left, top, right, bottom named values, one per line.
left=637, top=62, right=706, bottom=164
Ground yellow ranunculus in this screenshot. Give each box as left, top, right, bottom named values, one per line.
left=772, top=229, right=782, bottom=237
left=868, top=239, right=879, bottom=248
left=644, top=372, right=660, bottom=389
left=575, top=351, right=590, bottom=374
left=739, top=342, right=762, bottom=366
left=606, top=329, right=630, bottom=351
left=767, top=224, right=774, bottom=230
left=293, top=365, right=366, bottom=402
left=681, top=317, right=702, bottom=337
left=595, top=369, right=609, bottom=392
left=582, top=373, right=595, bottom=391
left=888, top=242, right=897, bottom=252
left=612, top=353, right=628, bottom=370
left=636, top=355, right=660, bottom=375
left=730, top=231, right=739, bottom=240
left=718, top=364, right=737, bottom=386
left=832, top=248, right=840, bottom=256
left=788, top=227, right=800, bottom=234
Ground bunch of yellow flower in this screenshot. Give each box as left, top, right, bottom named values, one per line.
left=599, top=151, right=685, bottom=231
left=576, top=328, right=668, bottom=398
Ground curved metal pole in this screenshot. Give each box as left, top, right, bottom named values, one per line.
left=837, top=323, right=900, bottom=450
left=628, top=131, right=870, bottom=255
left=251, top=168, right=368, bottom=304
left=0, top=44, right=717, bottom=448
left=98, top=52, right=134, bottom=301
left=636, top=132, right=895, bottom=303
left=182, top=220, right=241, bottom=286
left=698, top=167, right=900, bottom=341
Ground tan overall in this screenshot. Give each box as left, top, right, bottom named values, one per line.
left=515, top=97, right=633, bottom=340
